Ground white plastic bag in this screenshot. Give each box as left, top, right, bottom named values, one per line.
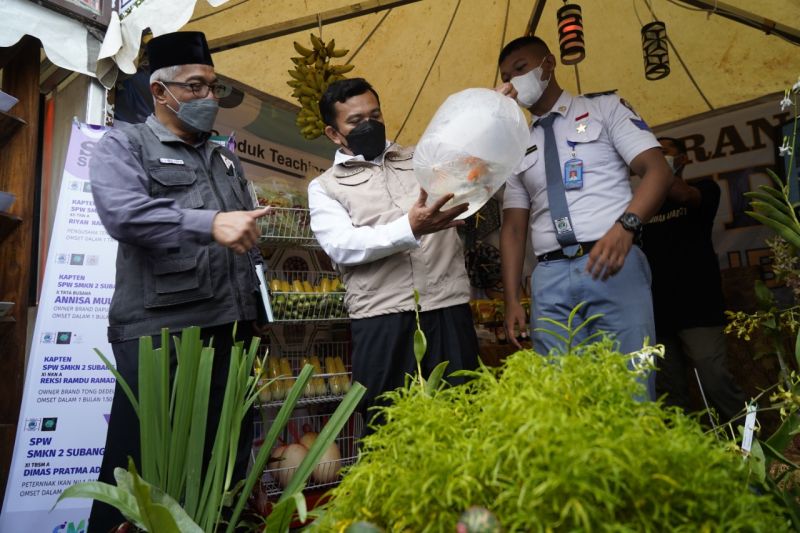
left=413, top=88, right=529, bottom=219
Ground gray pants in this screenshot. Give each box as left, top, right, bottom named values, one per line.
left=656, top=326, right=747, bottom=422
left=531, top=246, right=656, bottom=400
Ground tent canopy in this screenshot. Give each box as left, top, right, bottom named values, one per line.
left=2, top=0, right=798, bottom=144
left=181, top=0, right=800, bottom=144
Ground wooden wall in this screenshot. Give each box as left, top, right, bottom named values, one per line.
left=0, top=36, right=41, bottom=505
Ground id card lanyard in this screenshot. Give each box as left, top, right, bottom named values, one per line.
left=564, top=141, right=583, bottom=191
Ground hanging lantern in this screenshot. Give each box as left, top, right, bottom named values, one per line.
left=557, top=3, right=585, bottom=65
left=641, top=21, right=670, bottom=80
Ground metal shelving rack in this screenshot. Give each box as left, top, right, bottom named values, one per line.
left=266, top=270, right=348, bottom=322
left=252, top=411, right=362, bottom=498
left=258, top=207, right=319, bottom=248
left=255, top=206, right=355, bottom=501
left=256, top=339, right=352, bottom=408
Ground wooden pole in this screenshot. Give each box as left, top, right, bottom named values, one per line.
left=526, top=0, right=548, bottom=35
left=677, top=0, right=800, bottom=45
left=208, top=0, right=423, bottom=53
left=0, top=35, right=41, bottom=505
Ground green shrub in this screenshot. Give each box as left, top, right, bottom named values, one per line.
left=316, top=336, right=788, bottom=532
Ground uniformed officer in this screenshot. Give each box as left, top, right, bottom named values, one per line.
left=496, top=36, right=672, bottom=396
left=88, top=32, right=268, bottom=532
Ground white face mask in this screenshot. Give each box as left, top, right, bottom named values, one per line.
left=510, top=58, right=550, bottom=108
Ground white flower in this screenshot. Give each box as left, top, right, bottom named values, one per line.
left=779, top=140, right=793, bottom=157
left=628, top=343, right=664, bottom=376
left=780, top=91, right=793, bottom=111
left=793, top=76, right=800, bottom=93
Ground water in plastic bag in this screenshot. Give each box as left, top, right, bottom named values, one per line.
left=413, top=88, right=529, bottom=219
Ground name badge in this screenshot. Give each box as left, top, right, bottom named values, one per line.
left=564, top=159, right=584, bottom=190
left=220, top=154, right=235, bottom=171
left=159, top=158, right=184, bottom=165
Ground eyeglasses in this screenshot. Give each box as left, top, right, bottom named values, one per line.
left=162, top=80, right=231, bottom=98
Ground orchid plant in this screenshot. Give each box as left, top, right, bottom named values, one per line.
left=723, top=76, right=800, bottom=529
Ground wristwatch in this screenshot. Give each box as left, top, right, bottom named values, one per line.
left=617, top=212, right=643, bottom=240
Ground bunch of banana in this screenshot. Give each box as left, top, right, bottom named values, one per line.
left=289, top=33, right=355, bottom=140
left=261, top=356, right=296, bottom=401
left=300, top=355, right=328, bottom=397
left=324, top=355, right=350, bottom=395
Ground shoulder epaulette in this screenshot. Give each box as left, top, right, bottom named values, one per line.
left=582, top=90, right=618, bottom=98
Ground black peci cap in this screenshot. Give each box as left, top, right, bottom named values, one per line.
left=146, top=31, right=214, bottom=73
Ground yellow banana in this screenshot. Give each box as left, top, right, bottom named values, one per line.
left=298, top=86, right=317, bottom=97
left=309, top=33, right=324, bottom=51
left=293, top=41, right=314, bottom=57
left=326, top=39, right=336, bottom=56
left=330, top=48, right=349, bottom=58
left=288, top=69, right=304, bottom=81
left=329, top=64, right=355, bottom=75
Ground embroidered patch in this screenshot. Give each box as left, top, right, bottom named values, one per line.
left=158, top=158, right=184, bottom=165
left=220, top=154, right=235, bottom=170
left=554, top=217, right=573, bottom=235
left=575, top=112, right=589, bottom=121
left=629, top=117, right=650, bottom=131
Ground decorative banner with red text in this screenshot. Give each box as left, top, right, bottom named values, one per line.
left=0, top=122, right=116, bottom=533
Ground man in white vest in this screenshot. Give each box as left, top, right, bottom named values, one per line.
left=308, top=78, right=479, bottom=429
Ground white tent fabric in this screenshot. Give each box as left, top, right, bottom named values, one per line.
left=99, top=0, right=230, bottom=76
left=0, top=0, right=101, bottom=78
left=0, top=0, right=230, bottom=87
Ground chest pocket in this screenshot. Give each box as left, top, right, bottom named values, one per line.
left=335, top=167, right=371, bottom=187
left=565, top=119, right=610, bottom=167
left=149, top=166, right=204, bottom=209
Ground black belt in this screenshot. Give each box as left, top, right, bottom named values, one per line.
left=537, top=241, right=598, bottom=262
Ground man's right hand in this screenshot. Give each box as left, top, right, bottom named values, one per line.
left=212, top=207, right=270, bottom=254
left=495, top=82, right=518, bottom=100
left=504, top=301, right=528, bottom=349
left=408, top=189, right=469, bottom=237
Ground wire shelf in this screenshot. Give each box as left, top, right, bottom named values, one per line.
left=267, top=271, right=348, bottom=322
left=252, top=412, right=362, bottom=498
left=258, top=207, right=319, bottom=247
left=256, top=341, right=352, bottom=407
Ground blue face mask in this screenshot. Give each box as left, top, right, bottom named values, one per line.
left=160, top=82, right=219, bottom=133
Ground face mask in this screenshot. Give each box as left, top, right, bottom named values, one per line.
left=343, top=119, right=386, bottom=161
left=160, top=83, right=219, bottom=133
left=510, top=58, right=550, bottom=108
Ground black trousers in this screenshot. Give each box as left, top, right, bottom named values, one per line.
left=656, top=326, right=747, bottom=423
left=88, top=323, right=254, bottom=533
left=350, top=303, right=479, bottom=431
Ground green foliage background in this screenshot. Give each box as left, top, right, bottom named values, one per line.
left=316, top=338, right=788, bottom=532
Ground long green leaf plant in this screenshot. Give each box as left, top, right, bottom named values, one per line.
left=56, top=326, right=365, bottom=532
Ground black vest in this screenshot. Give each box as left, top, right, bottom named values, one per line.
left=105, top=123, right=259, bottom=342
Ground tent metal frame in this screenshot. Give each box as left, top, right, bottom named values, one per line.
left=208, top=0, right=423, bottom=53
left=677, top=0, right=800, bottom=46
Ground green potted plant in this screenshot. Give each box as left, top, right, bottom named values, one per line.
left=56, top=326, right=365, bottom=532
